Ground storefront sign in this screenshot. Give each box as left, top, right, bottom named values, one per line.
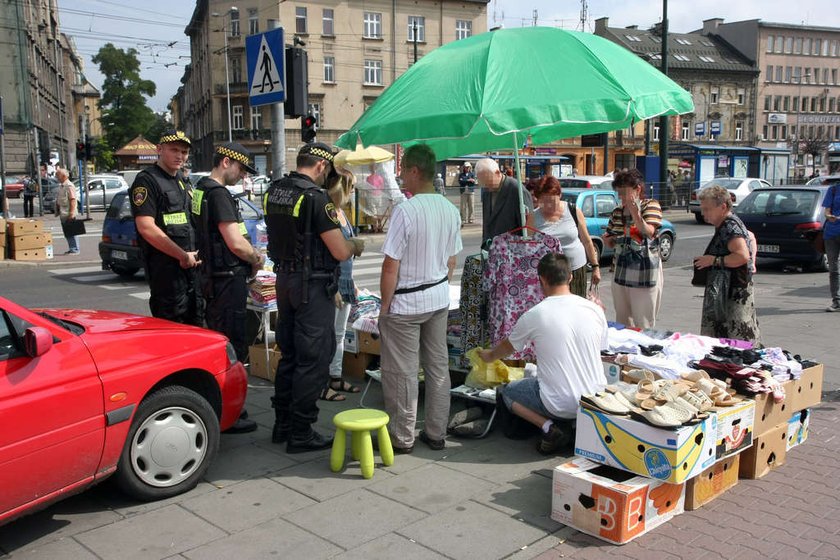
left=768, top=113, right=788, bottom=124
left=535, top=148, right=556, bottom=155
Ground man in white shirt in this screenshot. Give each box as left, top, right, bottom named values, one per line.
left=379, top=144, right=463, bottom=453
left=479, top=253, right=608, bottom=455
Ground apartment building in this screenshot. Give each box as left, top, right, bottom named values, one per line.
left=175, top=0, right=489, bottom=173
left=706, top=18, right=840, bottom=176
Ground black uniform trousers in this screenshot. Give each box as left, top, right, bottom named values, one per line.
left=205, top=272, right=249, bottom=363
left=273, top=272, right=336, bottom=437
left=146, top=253, right=204, bottom=327
left=23, top=194, right=36, bottom=217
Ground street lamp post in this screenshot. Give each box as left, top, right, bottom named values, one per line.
left=213, top=7, right=238, bottom=143
left=794, top=69, right=811, bottom=179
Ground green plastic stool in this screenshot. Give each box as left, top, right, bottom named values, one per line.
left=331, top=409, right=394, bottom=479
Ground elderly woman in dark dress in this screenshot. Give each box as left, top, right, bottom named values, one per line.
left=693, top=184, right=760, bottom=344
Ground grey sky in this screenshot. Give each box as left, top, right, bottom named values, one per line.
left=60, top=0, right=840, bottom=114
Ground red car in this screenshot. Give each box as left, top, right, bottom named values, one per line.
left=2, top=176, right=25, bottom=198
left=0, top=297, right=247, bottom=526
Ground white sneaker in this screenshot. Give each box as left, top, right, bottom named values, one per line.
left=826, top=302, right=840, bottom=312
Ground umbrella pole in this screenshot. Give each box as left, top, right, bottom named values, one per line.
left=512, top=132, right=528, bottom=239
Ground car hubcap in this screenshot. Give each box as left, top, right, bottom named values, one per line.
left=130, top=406, right=208, bottom=487
left=660, top=236, right=672, bottom=259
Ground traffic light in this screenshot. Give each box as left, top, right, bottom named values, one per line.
left=284, top=46, right=309, bottom=118
left=76, top=141, right=85, bottom=160
left=301, top=114, right=317, bottom=143
left=85, top=140, right=93, bottom=160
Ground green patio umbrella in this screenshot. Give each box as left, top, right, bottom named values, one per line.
left=336, top=26, right=694, bottom=161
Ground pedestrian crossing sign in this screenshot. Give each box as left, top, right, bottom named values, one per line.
left=246, top=28, right=285, bottom=107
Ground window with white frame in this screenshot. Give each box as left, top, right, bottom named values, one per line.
left=322, top=9, right=334, bottom=36
left=774, top=36, right=783, bottom=53
left=785, top=66, right=792, bottom=82
left=766, top=35, right=774, bottom=53
left=775, top=66, right=783, bottom=82
left=815, top=39, right=822, bottom=56
left=711, top=87, right=719, bottom=104
left=681, top=121, right=690, bottom=140
left=456, top=19, right=472, bottom=40
left=232, top=105, right=244, bottom=130
left=250, top=106, right=261, bottom=130
left=296, top=7, right=307, bottom=34
left=307, top=103, right=321, bottom=126
left=249, top=9, right=259, bottom=35
left=455, top=19, right=472, bottom=41
left=765, top=65, right=773, bottom=82
left=364, top=59, right=382, bottom=85
left=794, top=37, right=803, bottom=54
left=804, top=37, right=812, bottom=55
left=323, top=56, right=335, bottom=83
left=737, top=88, right=745, bottom=105
left=230, top=11, right=240, bottom=37
left=735, top=121, right=743, bottom=141
left=784, top=37, right=793, bottom=53
left=364, top=12, right=382, bottom=39
left=408, top=16, right=425, bottom=42
left=653, top=124, right=660, bottom=141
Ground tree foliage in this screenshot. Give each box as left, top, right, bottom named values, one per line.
left=92, top=44, right=157, bottom=152
left=146, top=112, right=173, bottom=146
left=801, top=136, right=830, bottom=158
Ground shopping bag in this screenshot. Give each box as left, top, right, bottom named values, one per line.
left=586, top=284, right=606, bottom=311
left=706, top=266, right=730, bottom=323
left=61, top=218, right=86, bottom=237
left=613, top=237, right=660, bottom=288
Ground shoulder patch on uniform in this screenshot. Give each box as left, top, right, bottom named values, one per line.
left=325, top=202, right=340, bottom=225
left=132, top=186, right=148, bottom=206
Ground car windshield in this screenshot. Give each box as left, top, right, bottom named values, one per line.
left=701, top=179, right=741, bottom=190
left=737, top=190, right=820, bottom=217
left=106, top=192, right=133, bottom=220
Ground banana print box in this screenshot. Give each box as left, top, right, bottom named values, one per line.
left=574, top=407, right=717, bottom=484
left=714, top=399, right=755, bottom=460
left=552, top=458, right=685, bottom=544
left=786, top=409, right=811, bottom=451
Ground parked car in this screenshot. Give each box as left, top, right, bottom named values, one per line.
left=560, top=188, right=677, bottom=263
left=99, top=189, right=265, bottom=277
left=78, top=174, right=130, bottom=211
left=689, top=177, right=771, bottom=223
left=40, top=177, right=61, bottom=214
left=559, top=175, right=614, bottom=190
left=805, top=174, right=840, bottom=186
left=735, top=185, right=829, bottom=271
left=2, top=176, right=25, bottom=199
left=0, top=295, right=247, bottom=526
left=118, top=169, right=143, bottom=187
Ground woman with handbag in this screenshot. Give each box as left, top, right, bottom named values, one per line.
left=532, top=175, right=601, bottom=297
left=693, top=184, right=760, bottom=343
left=603, top=169, right=663, bottom=328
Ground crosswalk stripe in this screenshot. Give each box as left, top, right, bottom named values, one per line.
left=130, top=291, right=151, bottom=300
left=48, top=266, right=102, bottom=275
left=74, top=274, right=119, bottom=283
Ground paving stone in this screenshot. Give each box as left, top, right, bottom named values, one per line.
left=204, top=442, right=295, bottom=487
left=813, top=542, right=840, bottom=559
left=505, top=533, right=565, bottom=560
left=75, top=504, right=226, bottom=560
left=3, top=538, right=98, bottom=560
left=438, top=437, right=567, bottom=483
left=470, top=472, right=563, bottom=532
left=104, top=481, right=218, bottom=518
left=182, top=517, right=341, bottom=559
left=367, top=463, right=497, bottom=514
left=329, top=533, right=448, bottom=560
left=398, top=500, right=546, bottom=560
left=269, top=456, right=397, bottom=502
left=181, top=477, right=316, bottom=532
left=285, top=488, right=425, bottom=550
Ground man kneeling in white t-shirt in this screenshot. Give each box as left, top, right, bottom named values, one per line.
left=479, top=253, right=608, bottom=455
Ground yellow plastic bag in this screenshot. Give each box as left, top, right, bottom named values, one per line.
left=464, top=347, right=524, bottom=389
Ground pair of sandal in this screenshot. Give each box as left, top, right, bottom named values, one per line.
left=319, top=379, right=361, bottom=402
left=676, top=371, right=739, bottom=407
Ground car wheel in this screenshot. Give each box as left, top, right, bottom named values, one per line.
left=115, top=386, right=219, bottom=501
left=807, top=254, right=829, bottom=273
left=658, top=232, right=674, bottom=262
left=111, top=265, right=140, bottom=277
left=694, top=212, right=705, bottom=224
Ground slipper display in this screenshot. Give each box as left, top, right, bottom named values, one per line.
left=579, top=391, right=631, bottom=415
left=330, top=379, right=361, bottom=393
left=319, top=388, right=346, bottom=401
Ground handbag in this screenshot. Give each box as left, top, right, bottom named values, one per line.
left=691, top=264, right=708, bottom=287
left=586, top=283, right=606, bottom=311
left=613, top=223, right=660, bottom=288
left=61, top=218, right=86, bottom=237
left=706, top=266, right=730, bottom=323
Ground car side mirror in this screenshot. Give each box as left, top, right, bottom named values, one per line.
left=24, top=327, right=54, bottom=357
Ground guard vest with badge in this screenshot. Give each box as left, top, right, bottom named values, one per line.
left=192, top=177, right=250, bottom=276
left=136, top=165, right=194, bottom=252
left=264, top=171, right=338, bottom=274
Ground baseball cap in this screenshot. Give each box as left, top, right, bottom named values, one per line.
left=299, top=142, right=336, bottom=163
left=158, top=129, right=191, bottom=146
left=216, top=142, right=257, bottom=174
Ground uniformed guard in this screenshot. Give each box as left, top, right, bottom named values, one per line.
left=130, top=130, right=203, bottom=326
left=192, top=142, right=264, bottom=434
left=265, top=142, right=365, bottom=453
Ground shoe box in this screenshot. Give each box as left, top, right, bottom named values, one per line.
left=343, top=327, right=358, bottom=353
left=714, top=399, right=755, bottom=461
left=357, top=330, right=381, bottom=355
left=248, top=344, right=281, bottom=382
left=6, top=218, right=43, bottom=236
left=751, top=379, right=797, bottom=436
left=791, top=364, right=823, bottom=412
left=5, top=219, right=48, bottom=261
left=574, top=407, right=717, bottom=484
left=342, top=351, right=375, bottom=380
left=684, top=453, right=740, bottom=511
left=786, top=409, right=811, bottom=451
left=551, top=457, right=685, bottom=545
left=738, top=421, right=787, bottom=480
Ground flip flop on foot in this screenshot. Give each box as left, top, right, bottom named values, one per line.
left=329, top=379, right=361, bottom=393
left=320, top=387, right=346, bottom=401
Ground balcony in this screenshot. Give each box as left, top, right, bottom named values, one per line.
left=214, top=82, right=249, bottom=95
left=213, top=128, right=274, bottom=142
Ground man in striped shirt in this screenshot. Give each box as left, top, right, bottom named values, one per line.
left=379, top=144, right=463, bottom=453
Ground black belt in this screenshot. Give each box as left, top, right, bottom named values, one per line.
left=394, top=276, right=448, bottom=295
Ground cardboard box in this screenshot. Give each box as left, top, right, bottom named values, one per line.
left=714, top=399, right=755, bottom=460
left=0, top=216, right=6, bottom=234
left=574, top=407, right=717, bottom=484
left=603, top=362, right=622, bottom=385
left=6, top=219, right=43, bottom=236
left=344, top=328, right=358, bottom=354
left=552, top=458, right=685, bottom=544
left=9, top=233, right=49, bottom=251
left=43, top=232, right=53, bottom=245
left=739, top=421, right=787, bottom=480
left=752, top=379, right=796, bottom=437
left=248, top=344, right=281, bottom=382
left=792, top=364, right=823, bottom=412
left=342, top=352, right=375, bottom=380
left=11, top=248, right=46, bottom=261
left=786, top=409, right=811, bottom=451
left=685, top=454, right=739, bottom=511
left=357, top=330, right=381, bottom=355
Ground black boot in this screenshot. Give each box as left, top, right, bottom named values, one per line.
left=286, top=430, right=334, bottom=453
left=271, top=396, right=290, bottom=444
